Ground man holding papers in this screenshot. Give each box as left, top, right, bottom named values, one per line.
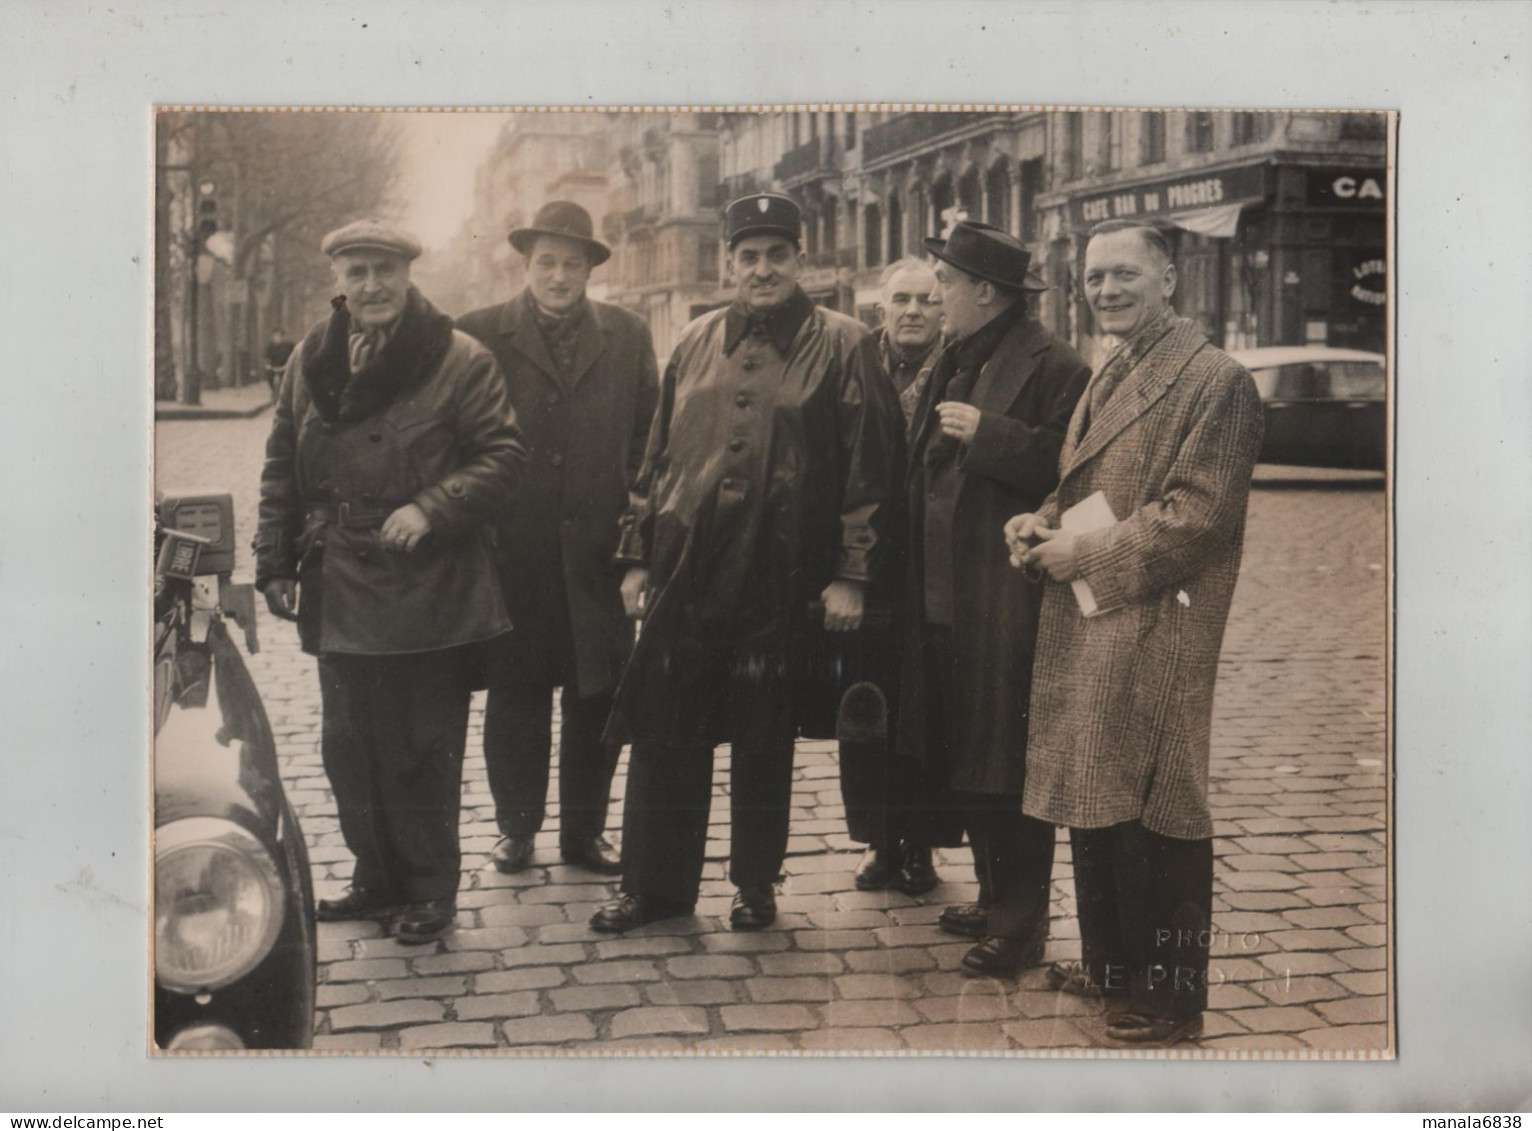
left=900, top=221, right=1090, bottom=976
left=1007, top=219, right=1264, bottom=1046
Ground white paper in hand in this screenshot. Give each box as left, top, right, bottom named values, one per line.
left=1059, top=490, right=1117, bottom=617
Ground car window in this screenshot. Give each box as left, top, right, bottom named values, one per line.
left=1328, top=361, right=1386, bottom=400
left=1258, top=364, right=1328, bottom=400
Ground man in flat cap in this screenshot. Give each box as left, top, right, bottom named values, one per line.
left=256, top=219, right=527, bottom=944
left=1007, top=219, right=1263, bottom=1045
left=901, top=220, right=1090, bottom=976
left=457, top=201, right=658, bottom=878
left=589, top=192, right=904, bottom=933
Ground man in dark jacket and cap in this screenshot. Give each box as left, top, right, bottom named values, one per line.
left=256, top=219, right=527, bottom=945
left=901, top=220, right=1090, bottom=976
left=458, top=201, right=659, bottom=878
left=589, top=192, right=905, bottom=934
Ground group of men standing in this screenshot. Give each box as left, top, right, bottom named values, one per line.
left=254, top=187, right=1262, bottom=1046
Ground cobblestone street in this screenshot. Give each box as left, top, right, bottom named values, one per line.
left=156, top=410, right=1390, bottom=1055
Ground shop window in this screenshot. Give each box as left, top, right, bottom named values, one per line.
left=887, top=193, right=903, bottom=261
left=1063, top=112, right=1084, bottom=180
left=985, top=163, right=1010, bottom=232
left=1098, top=111, right=1120, bottom=172
left=1141, top=112, right=1167, bottom=165
left=1019, top=158, right=1042, bottom=242
left=845, top=111, right=857, bottom=149
left=863, top=202, right=883, bottom=266
left=958, top=166, right=981, bottom=219
left=696, top=152, right=720, bottom=208
left=1187, top=111, right=1216, bottom=153
left=696, top=238, right=718, bottom=282
left=1232, top=112, right=1272, bottom=146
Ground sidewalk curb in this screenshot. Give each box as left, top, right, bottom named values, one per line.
left=155, top=396, right=274, bottom=422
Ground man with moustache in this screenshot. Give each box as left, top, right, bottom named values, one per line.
left=589, top=192, right=904, bottom=933
left=458, top=201, right=659, bottom=877
left=256, top=220, right=526, bottom=944
left=901, top=220, right=1090, bottom=976
left=835, top=254, right=947, bottom=898
left=1008, top=219, right=1263, bottom=1045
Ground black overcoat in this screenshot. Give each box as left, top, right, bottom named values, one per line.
left=457, top=293, right=659, bottom=697
left=897, top=316, right=1090, bottom=796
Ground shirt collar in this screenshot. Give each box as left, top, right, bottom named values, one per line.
left=952, top=299, right=1026, bottom=369
left=724, top=286, right=816, bottom=355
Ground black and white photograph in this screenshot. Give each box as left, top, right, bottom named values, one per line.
left=150, top=105, right=1392, bottom=1056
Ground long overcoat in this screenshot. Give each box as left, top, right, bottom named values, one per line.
left=255, top=294, right=526, bottom=656
left=607, top=293, right=904, bottom=748
left=897, top=316, right=1091, bottom=797
left=456, top=294, right=659, bottom=696
left=1022, top=317, right=1264, bottom=840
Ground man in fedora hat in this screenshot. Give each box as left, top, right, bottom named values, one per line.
left=256, top=219, right=527, bottom=944
left=899, top=219, right=1090, bottom=975
left=589, top=192, right=904, bottom=933
left=458, top=201, right=659, bottom=877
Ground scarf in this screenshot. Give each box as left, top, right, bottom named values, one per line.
left=300, top=286, right=454, bottom=425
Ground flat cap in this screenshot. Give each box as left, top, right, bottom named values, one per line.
left=724, top=192, right=802, bottom=249
left=320, top=219, right=423, bottom=261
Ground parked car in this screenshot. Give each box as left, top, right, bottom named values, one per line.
left=153, top=490, right=315, bottom=1050
left=1231, top=346, right=1387, bottom=470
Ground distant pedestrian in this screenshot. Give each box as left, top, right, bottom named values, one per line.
left=458, top=201, right=659, bottom=878
left=255, top=219, right=527, bottom=945
left=589, top=192, right=904, bottom=934
left=1008, top=218, right=1264, bottom=1044
left=901, top=220, right=1090, bottom=977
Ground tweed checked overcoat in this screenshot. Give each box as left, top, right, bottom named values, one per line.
left=1021, top=317, right=1264, bottom=840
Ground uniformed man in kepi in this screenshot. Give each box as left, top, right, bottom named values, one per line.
left=458, top=201, right=659, bottom=878
left=589, top=192, right=904, bottom=934
left=256, top=219, right=527, bottom=945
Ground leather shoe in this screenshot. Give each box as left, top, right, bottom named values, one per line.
left=896, top=842, right=939, bottom=895
left=560, top=835, right=622, bottom=875
left=1045, top=960, right=1102, bottom=998
left=961, top=933, right=1047, bottom=977
left=852, top=845, right=899, bottom=891
left=316, top=886, right=396, bottom=923
left=589, top=893, right=693, bottom=934
left=490, top=835, right=535, bottom=874
left=1105, top=1012, right=1204, bottom=1046
left=729, top=885, right=777, bottom=930
left=938, top=902, right=990, bottom=939
left=394, top=899, right=456, bottom=945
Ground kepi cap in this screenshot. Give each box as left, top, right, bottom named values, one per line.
left=925, top=220, right=1047, bottom=292
left=724, top=192, right=802, bottom=249
left=321, top=219, right=423, bottom=261
left=509, top=200, right=611, bottom=266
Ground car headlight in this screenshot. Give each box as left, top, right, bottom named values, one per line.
left=155, top=816, right=285, bottom=993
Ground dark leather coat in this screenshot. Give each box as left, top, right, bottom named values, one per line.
left=457, top=293, right=659, bottom=696
left=255, top=300, right=526, bottom=656
left=898, top=314, right=1090, bottom=796
left=607, top=290, right=905, bottom=747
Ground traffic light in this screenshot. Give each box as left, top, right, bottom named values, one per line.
left=196, top=179, right=218, bottom=242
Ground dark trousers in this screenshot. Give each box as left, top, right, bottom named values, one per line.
left=1071, top=821, right=1214, bottom=1020
left=957, top=791, right=1056, bottom=940
left=317, top=648, right=472, bottom=904
left=619, top=634, right=798, bottom=907
left=483, top=682, right=620, bottom=841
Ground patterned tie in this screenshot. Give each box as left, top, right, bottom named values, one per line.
left=349, top=330, right=383, bottom=373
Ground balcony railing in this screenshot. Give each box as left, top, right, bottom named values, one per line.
left=805, top=247, right=857, bottom=270
left=861, top=111, right=1005, bottom=163
left=774, top=137, right=839, bottom=183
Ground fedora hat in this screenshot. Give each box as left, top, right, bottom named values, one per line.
left=925, top=220, right=1047, bottom=292
left=509, top=200, right=611, bottom=266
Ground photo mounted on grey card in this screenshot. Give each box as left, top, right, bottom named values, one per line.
left=151, top=105, right=1392, bottom=1057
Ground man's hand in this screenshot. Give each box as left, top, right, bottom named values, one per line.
left=935, top=401, right=981, bottom=443
left=380, top=503, right=432, bottom=553
left=821, top=579, right=865, bottom=633
left=263, top=579, right=299, bottom=622
left=621, top=567, right=650, bottom=620
left=1024, top=524, right=1082, bottom=582
left=1004, top=512, right=1048, bottom=568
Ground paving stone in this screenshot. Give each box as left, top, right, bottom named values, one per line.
left=872, top=924, right=953, bottom=948
left=499, top=1015, right=597, bottom=1046
left=1201, top=1012, right=1251, bottom=1038
left=353, top=936, right=424, bottom=960
left=445, top=927, right=530, bottom=952
left=1294, top=886, right=1368, bottom=907
left=1304, top=853, right=1377, bottom=871
left=1010, top=989, right=1104, bottom=1021
left=313, top=1033, right=384, bottom=1051
left=913, top=994, right=1018, bottom=1023
left=1298, top=1024, right=1390, bottom=1051
left=593, top=935, right=694, bottom=959
left=1281, top=906, right=1373, bottom=931
left=571, top=958, right=662, bottom=985
left=1315, top=995, right=1387, bottom=1025
left=1001, top=1018, right=1094, bottom=1048
left=453, top=992, right=542, bottom=1021
left=1251, top=975, right=1349, bottom=1006
left=477, top=903, right=568, bottom=928
left=1226, top=854, right=1304, bottom=873
left=844, top=947, right=938, bottom=974
left=474, top=966, right=566, bottom=993
left=316, top=983, right=371, bottom=1008
left=1214, top=911, right=1292, bottom=934
left=899, top=1022, right=1011, bottom=1050
left=798, top=1027, right=905, bottom=1051
left=756, top=952, right=845, bottom=977
left=1220, top=891, right=1313, bottom=912
left=1237, top=818, right=1314, bottom=835
left=549, top=983, right=642, bottom=1012
left=519, top=883, right=620, bottom=905
left=833, top=974, right=922, bottom=1000
left=411, top=950, right=497, bottom=976
left=327, top=958, right=408, bottom=983
left=1219, top=871, right=1306, bottom=892
left=609, top=1006, right=711, bottom=1039
left=1345, top=923, right=1388, bottom=947
left=374, top=975, right=467, bottom=1000
left=329, top=999, right=445, bottom=1031
left=1219, top=1005, right=1326, bottom=1033
left=1256, top=951, right=1350, bottom=977
left=1333, top=970, right=1388, bottom=996
left=1306, top=833, right=1385, bottom=853
left=692, top=1034, right=799, bottom=1053
left=924, top=971, right=1010, bottom=997
left=719, top=1004, right=818, bottom=1033
left=747, top=977, right=835, bottom=1003
left=805, top=910, right=893, bottom=930
left=663, top=954, right=754, bottom=979
left=646, top=979, right=741, bottom=1007
left=1231, top=836, right=1318, bottom=855
left=1265, top=928, right=1357, bottom=952
left=1202, top=1033, right=1305, bottom=1050
left=929, top=942, right=980, bottom=972
left=697, top=931, right=792, bottom=953
left=1208, top=983, right=1265, bottom=1010
left=792, top=929, right=878, bottom=951
left=497, top=943, right=588, bottom=968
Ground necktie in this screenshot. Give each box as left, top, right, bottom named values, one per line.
left=349, top=331, right=383, bottom=373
